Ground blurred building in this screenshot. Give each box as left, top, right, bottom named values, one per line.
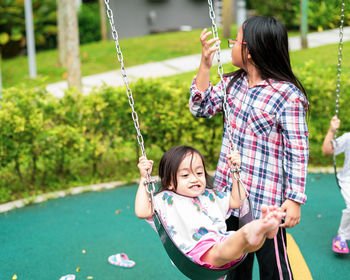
left=110, top=0, right=217, bottom=38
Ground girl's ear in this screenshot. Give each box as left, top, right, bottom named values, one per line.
left=168, top=183, right=175, bottom=191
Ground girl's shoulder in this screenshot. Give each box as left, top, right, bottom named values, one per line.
left=153, top=191, right=177, bottom=211
left=201, top=188, right=229, bottom=200
left=267, top=79, right=307, bottom=107
left=154, top=190, right=175, bottom=200
left=154, top=190, right=189, bottom=204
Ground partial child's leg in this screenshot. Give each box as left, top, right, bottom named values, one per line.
left=339, top=183, right=350, bottom=240
left=201, top=206, right=284, bottom=267
left=334, top=183, right=350, bottom=251
left=338, top=207, right=350, bottom=238
left=334, top=206, right=350, bottom=252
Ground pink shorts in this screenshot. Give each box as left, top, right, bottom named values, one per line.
left=186, top=235, right=246, bottom=269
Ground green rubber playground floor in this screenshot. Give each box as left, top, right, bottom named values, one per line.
left=0, top=173, right=349, bottom=280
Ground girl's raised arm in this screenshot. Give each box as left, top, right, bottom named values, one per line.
left=135, top=157, right=154, bottom=219
left=196, top=28, right=220, bottom=92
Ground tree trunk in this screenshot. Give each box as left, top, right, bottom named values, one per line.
left=31, top=150, right=37, bottom=185
left=56, top=0, right=67, bottom=67
left=56, top=149, right=65, bottom=178
left=223, top=0, right=233, bottom=38
left=14, top=154, right=24, bottom=184
left=300, top=0, right=309, bottom=49
left=99, top=0, right=108, bottom=41
left=63, top=0, right=82, bottom=91
left=0, top=48, right=3, bottom=96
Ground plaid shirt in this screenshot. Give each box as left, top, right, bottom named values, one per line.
left=189, top=74, right=309, bottom=219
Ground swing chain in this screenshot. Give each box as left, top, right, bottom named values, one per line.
left=207, top=0, right=237, bottom=152
left=144, top=177, right=157, bottom=194
left=334, top=0, right=345, bottom=140
left=104, top=0, right=158, bottom=197
left=230, top=166, right=241, bottom=174
left=103, top=0, right=147, bottom=159
left=230, top=167, right=249, bottom=201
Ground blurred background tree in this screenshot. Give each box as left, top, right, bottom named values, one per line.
left=0, top=0, right=101, bottom=59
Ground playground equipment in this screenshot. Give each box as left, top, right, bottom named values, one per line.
left=102, top=0, right=253, bottom=279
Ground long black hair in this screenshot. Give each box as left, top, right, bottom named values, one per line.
left=225, top=16, right=308, bottom=103
left=158, top=146, right=212, bottom=192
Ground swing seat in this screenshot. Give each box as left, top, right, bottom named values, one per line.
left=153, top=196, right=254, bottom=280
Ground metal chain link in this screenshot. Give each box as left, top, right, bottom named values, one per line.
left=207, top=0, right=249, bottom=201
left=208, top=0, right=237, bottom=152
left=333, top=0, right=345, bottom=190
left=104, top=0, right=146, bottom=158
left=104, top=0, right=157, bottom=194
left=334, top=0, right=345, bottom=140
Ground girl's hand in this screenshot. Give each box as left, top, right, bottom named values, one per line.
left=199, top=28, right=220, bottom=69
left=138, top=157, right=153, bottom=179
left=280, top=199, right=301, bottom=228
left=330, top=116, right=340, bottom=132
left=227, top=150, right=241, bottom=169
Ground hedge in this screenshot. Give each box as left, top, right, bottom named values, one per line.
left=0, top=79, right=222, bottom=202
left=1, top=60, right=350, bottom=202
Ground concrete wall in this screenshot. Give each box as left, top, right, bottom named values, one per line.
left=110, top=0, right=213, bottom=38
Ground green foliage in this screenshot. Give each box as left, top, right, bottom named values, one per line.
left=308, top=1, right=350, bottom=31
left=1, top=62, right=350, bottom=202
left=0, top=0, right=57, bottom=58
left=0, top=79, right=223, bottom=202
left=250, top=0, right=350, bottom=31
left=0, top=0, right=101, bottom=58
left=295, top=59, right=350, bottom=166
left=78, top=2, right=101, bottom=44
left=0, top=0, right=25, bottom=58
left=249, top=0, right=300, bottom=29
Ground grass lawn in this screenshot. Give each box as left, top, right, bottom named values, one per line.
left=1, top=26, right=304, bottom=88
left=2, top=27, right=236, bottom=88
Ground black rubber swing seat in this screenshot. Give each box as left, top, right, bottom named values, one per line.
left=152, top=197, right=254, bottom=280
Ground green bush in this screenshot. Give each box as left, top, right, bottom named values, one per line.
left=294, top=59, right=350, bottom=166
left=249, top=0, right=300, bottom=30
left=0, top=79, right=222, bottom=202
left=250, top=0, right=350, bottom=31
left=78, top=2, right=101, bottom=44
left=1, top=66, right=350, bottom=202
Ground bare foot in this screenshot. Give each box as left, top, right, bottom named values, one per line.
left=243, top=207, right=285, bottom=246
left=261, top=205, right=285, bottom=238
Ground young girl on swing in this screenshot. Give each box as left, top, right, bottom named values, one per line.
left=322, top=116, right=350, bottom=254
left=135, top=145, right=285, bottom=269
left=190, top=16, right=309, bottom=279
